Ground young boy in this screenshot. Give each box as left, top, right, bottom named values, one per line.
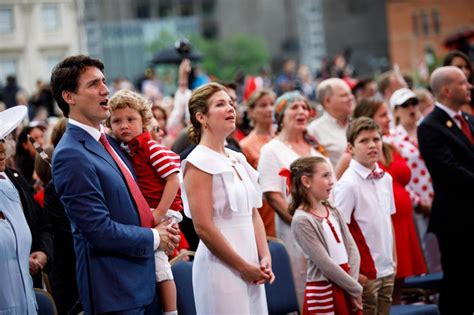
left=334, top=117, right=396, bottom=314
left=106, top=89, right=183, bottom=315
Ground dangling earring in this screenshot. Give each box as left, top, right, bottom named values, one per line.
left=203, top=122, right=208, bottom=129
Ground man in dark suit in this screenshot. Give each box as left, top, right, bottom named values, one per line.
left=418, top=66, right=474, bottom=314
left=50, top=55, right=180, bottom=314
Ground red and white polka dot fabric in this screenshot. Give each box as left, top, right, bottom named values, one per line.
left=384, top=126, right=434, bottom=206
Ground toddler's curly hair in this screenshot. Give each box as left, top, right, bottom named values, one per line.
left=105, top=89, right=153, bottom=131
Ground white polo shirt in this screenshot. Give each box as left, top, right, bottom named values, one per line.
left=334, top=159, right=396, bottom=278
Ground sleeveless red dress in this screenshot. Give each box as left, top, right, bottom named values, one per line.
left=379, top=151, right=427, bottom=278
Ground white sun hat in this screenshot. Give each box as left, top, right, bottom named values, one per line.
left=0, top=105, right=28, bottom=139
left=389, top=88, right=417, bottom=111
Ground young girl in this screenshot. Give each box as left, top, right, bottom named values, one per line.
left=106, top=89, right=185, bottom=315
left=290, top=156, right=363, bottom=315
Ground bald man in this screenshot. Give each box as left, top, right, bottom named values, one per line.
left=307, top=78, right=355, bottom=168
left=417, top=66, right=474, bottom=314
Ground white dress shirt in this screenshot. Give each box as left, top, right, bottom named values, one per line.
left=334, top=159, right=396, bottom=278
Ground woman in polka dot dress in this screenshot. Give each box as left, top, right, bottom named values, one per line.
left=389, top=93, right=442, bottom=274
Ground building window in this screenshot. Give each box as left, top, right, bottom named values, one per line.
left=42, top=4, right=61, bottom=31
left=179, top=3, right=193, bottom=16
left=0, top=7, right=13, bottom=33
left=421, top=10, right=429, bottom=36
left=412, top=13, right=419, bottom=37
left=136, top=3, right=150, bottom=18
left=202, top=0, right=216, bottom=16
left=202, top=19, right=217, bottom=39
left=432, top=9, right=441, bottom=34
left=0, top=58, right=17, bottom=84
left=158, top=0, right=173, bottom=17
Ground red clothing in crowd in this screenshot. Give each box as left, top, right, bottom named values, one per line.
left=379, top=151, right=427, bottom=278
left=34, top=189, right=44, bottom=208
left=127, top=131, right=188, bottom=255
left=127, top=131, right=183, bottom=211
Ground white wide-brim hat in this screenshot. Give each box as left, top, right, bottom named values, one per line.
left=0, top=105, right=28, bottom=139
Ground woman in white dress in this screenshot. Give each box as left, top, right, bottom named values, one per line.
left=258, top=91, right=331, bottom=306
left=182, top=82, right=274, bottom=314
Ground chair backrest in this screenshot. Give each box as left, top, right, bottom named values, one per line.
left=404, top=272, right=443, bottom=290
left=171, top=251, right=196, bottom=315
left=390, top=304, right=439, bottom=315
left=265, top=238, right=300, bottom=315
left=35, top=288, right=58, bottom=315
left=402, top=271, right=443, bottom=304
left=42, top=272, right=53, bottom=294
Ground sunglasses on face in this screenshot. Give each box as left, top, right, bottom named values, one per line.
left=398, top=99, right=419, bottom=108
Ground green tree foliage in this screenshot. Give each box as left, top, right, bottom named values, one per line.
left=190, top=34, right=269, bottom=80
left=148, top=30, right=177, bottom=53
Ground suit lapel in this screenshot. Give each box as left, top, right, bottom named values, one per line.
left=67, top=124, right=123, bottom=177
left=433, top=107, right=474, bottom=148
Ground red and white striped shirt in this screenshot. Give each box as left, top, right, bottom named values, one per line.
left=127, top=131, right=182, bottom=210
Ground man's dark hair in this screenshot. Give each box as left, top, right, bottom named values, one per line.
left=352, top=77, right=374, bottom=94
left=50, top=55, right=104, bottom=117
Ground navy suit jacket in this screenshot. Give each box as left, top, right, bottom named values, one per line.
left=418, top=106, right=474, bottom=235
left=52, top=124, right=155, bottom=314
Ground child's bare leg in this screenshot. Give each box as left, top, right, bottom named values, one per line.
left=158, top=279, right=177, bottom=312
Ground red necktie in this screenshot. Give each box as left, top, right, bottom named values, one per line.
left=99, top=133, right=155, bottom=228
left=454, top=114, right=474, bottom=145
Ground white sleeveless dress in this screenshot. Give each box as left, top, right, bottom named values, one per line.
left=181, top=145, right=268, bottom=314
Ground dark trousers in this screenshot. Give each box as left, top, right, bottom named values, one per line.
left=437, top=230, right=474, bottom=315
left=99, top=284, right=163, bottom=315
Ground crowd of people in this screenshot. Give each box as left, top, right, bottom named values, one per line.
left=0, top=49, right=473, bottom=315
